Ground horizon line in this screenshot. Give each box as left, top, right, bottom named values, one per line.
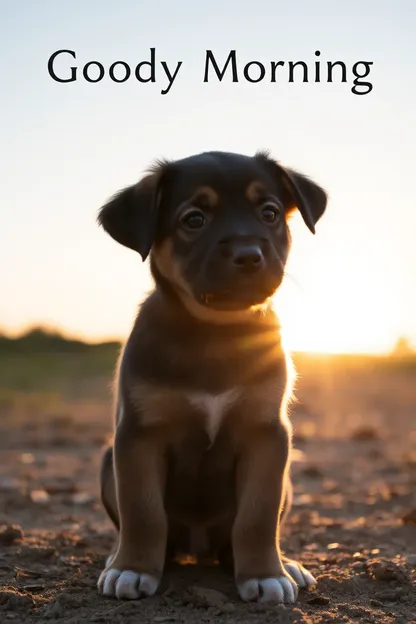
left=1, top=323, right=414, bottom=358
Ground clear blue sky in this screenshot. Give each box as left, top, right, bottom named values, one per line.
left=1, top=0, right=415, bottom=352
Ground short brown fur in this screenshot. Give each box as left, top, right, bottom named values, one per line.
left=97, top=150, right=327, bottom=603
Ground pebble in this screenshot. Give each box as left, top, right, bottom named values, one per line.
left=0, top=591, right=33, bottom=610
left=327, top=542, right=341, bottom=550
left=30, top=489, right=50, bottom=504
left=401, top=508, right=416, bottom=525
left=0, top=477, right=21, bottom=491
left=369, top=599, right=383, bottom=607
left=307, top=594, right=330, bottom=605
left=43, top=479, right=78, bottom=495
left=375, top=589, right=402, bottom=602
left=21, top=583, right=45, bottom=591
left=350, top=426, right=379, bottom=441
left=351, top=561, right=365, bottom=571
left=44, top=598, right=65, bottom=618
left=71, top=492, right=95, bottom=505
left=366, top=558, right=409, bottom=582
left=301, top=465, right=324, bottom=479
left=0, top=524, right=23, bottom=546
left=188, top=586, right=228, bottom=607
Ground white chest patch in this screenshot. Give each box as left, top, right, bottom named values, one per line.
left=186, top=388, right=241, bottom=444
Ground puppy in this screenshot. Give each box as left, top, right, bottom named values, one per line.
left=97, top=150, right=327, bottom=604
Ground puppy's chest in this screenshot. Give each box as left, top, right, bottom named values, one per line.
left=166, top=389, right=239, bottom=513
left=185, top=387, right=241, bottom=445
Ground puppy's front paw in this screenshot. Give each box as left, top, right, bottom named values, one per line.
left=283, top=558, right=317, bottom=588
left=237, top=575, right=298, bottom=603
left=98, top=568, right=159, bottom=599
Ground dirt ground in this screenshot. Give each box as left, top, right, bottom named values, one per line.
left=0, top=352, right=415, bottom=623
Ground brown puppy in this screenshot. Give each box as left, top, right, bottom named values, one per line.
left=97, top=150, right=327, bottom=603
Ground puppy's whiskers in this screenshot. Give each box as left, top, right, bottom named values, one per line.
left=283, top=272, right=302, bottom=291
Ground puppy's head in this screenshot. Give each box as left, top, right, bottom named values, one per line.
left=98, top=151, right=327, bottom=313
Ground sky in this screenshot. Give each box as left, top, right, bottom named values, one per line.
left=1, top=0, right=415, bottom=353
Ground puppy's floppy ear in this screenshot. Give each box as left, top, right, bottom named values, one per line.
left=279, top=167, right=328, bottom=234
left=256, top=151, right=328, bottom=234
left=97, top=160, right=168, bottom=261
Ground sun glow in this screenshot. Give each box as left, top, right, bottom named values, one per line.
left=272, top=279, right=400, bottom=356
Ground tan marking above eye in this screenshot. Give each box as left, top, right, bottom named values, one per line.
left=245, top=180, right=269, bottom=203
left=174, top=186, right=219, bottom=222
left=190, top=186, right=219, bottom=208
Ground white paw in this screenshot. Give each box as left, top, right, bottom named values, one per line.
left=97, top=568, right=159, bottom=599
left=237, top=575, right=298, bottom=603
left=283, top=560, right=317, bottom=588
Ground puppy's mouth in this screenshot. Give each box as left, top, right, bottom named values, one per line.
left=199, top=288, right=275, bottom=310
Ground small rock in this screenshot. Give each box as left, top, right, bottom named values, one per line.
left=351, top=426, right=379, bottom=441
left=0, top=525, right=23, bottom=546
left=71, top=492, right=94, bottom=505
left=365, top=558, right=408, bottom=582
left=352, top=552, right=366, bottom=560
left=188, top=586, right=228, bottom=607
left=307, top=594, right=330, bottom=605
left=369, top=599, right=383, bottom=607
left=43, top=479, right=78, bottom=495
left=44, top=598, right=65, bottom=618
left=0, top=591, right=33, bottom=610
left=402, top=508, right=416, bottom=525
left=21, top=583, right=45, bottom=592
left=20, top=453, right=35, bottom=464
left=375, top=589, right=402, bottom=602
left=301, top=465, right=324, bottom=479
left=0, top=477, right=22, bottom=491
left=351, top=561, right=365, bottom=571
left=30, top=489, right=50, bottom=504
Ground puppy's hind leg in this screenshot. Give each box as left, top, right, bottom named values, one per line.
left=100, top=445, right=119, bottom=566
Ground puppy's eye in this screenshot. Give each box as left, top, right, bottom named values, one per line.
left=181, top=210, right=207, bottom=230
left=260, top=203, right=281, bottom=224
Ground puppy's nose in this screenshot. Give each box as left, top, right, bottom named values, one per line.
left=232, top=244, right=264, bottom=272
